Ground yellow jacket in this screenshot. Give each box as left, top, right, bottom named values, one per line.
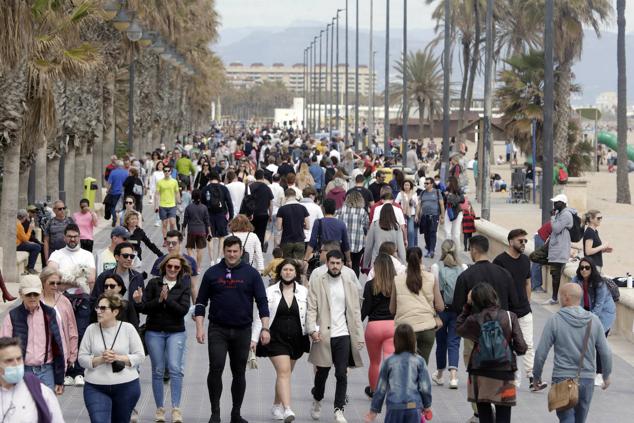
left=16, top=220, right=32, bottom=245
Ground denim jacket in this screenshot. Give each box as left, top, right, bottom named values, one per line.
left=370, top=352, right=432, bottom=413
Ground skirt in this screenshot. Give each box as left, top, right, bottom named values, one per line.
left=467, top=374, right=517, bottom=406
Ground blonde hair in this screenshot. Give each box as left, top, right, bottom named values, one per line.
left=440, top=239, right=460, bottom=267
left=123, top=210, right=140, bottom=226
left=229, top=214, right=255, bottom=232
left=39, top=267, right=61, bottom=285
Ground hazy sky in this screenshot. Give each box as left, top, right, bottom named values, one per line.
left=217, top=0, right=633, bottom=33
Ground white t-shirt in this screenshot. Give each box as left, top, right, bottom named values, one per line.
left=49, top=247, right=95, bottom=273
left=372, top=203, right=406, bottom=226
left=300, top=199, right=324, bottom=241
left=328, top=275, right=349, bottom=338
left=270, top=183, right=286, bottom=215
left=226, top=181, right=246, bottom=215
left=367, top=256, right=407, bottom=280
left=330, top=149, right=341, bottom=162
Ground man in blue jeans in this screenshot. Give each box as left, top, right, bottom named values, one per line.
left=107, top=160, right=129, bottom=227
left=416, top=177, right=445, bottom=258
left=532, top=283, right=612, bottom=423
left=195, top=236, right=270, bottom=423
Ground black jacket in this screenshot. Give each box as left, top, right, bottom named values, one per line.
left=92, top=268, right=145, bottom=304
left=452, top=260, right=520, bottom=313
left=138, top=277, right=191, bottom=332
left=128, top=226, right=163, bottom=261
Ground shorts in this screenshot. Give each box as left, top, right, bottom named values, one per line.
left=186, top=233, right=207, bottom=249
left=159, top=206, right=177, bottom=220
left=209, top=213, right=229, bottom=237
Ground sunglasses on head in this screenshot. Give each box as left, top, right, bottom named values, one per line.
left=104, top=284, right=118, bottom=290
left=580, top=265, right=591, bottom=271
left=120, top=253, right=136, bottom=260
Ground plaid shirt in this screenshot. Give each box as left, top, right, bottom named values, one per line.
left=336, top=206, right=369, bottom=253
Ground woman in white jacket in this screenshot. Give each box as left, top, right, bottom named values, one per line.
left=228, top=215, right=264, bottom=272
left=252, top=259, right=309, bottom=422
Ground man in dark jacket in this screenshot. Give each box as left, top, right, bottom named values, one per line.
left=92, top=242, right=145, bottom=305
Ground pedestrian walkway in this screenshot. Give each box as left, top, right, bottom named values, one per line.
left=48, top=204, right=634, bottom=422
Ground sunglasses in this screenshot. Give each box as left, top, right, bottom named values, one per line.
left=55, top=207, right=67, bottom=211
left=120, top=253, right=136, bottom=260
left=164, top=169, right=171, bottom=173
left=166, top=241, right=179, bottom=247
left=596, top=216, right=603, bottom=220
left=48, top=280, right=62, bottom=286
left=125, top=201, right=134, bottom=205
left=104, top=284, right=119, bottom=290
left=166, top=264, right=181, bottom=271
left=579, top=265, right=591, bottom=271
left=95, top=306, right=111, bottom=312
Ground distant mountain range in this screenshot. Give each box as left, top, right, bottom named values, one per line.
left=213, top=25, right=634, bottom=106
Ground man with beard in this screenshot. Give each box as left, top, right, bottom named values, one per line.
left=306, top=250, right=364, bottom=423
left=493, top=229, right=547, bottom=392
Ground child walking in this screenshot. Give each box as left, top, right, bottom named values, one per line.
left=365, top=324, right=433, bottom=423
left=461, top=200, right=476, bottom=251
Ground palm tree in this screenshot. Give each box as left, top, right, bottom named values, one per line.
left=616, top=0, right=631, bottom=204
left=390, top=47, right=444, bottom=142
left=496, top=0, right=542, bottom=59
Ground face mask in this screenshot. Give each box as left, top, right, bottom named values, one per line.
left=1, top=364, right=24, bottom=385
left=281, top=279, right=295, bottom=286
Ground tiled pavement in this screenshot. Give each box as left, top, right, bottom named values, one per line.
left=44, top=206, right=634, bottom=422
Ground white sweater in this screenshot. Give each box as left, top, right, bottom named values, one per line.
left=231, top=231, right=264, bottom=272
left=78, top=322, right=145, bottom=385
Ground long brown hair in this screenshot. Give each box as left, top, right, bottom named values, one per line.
left=405, top=247, right=423, bottom=294
left=378, top=203, right=400, bottom=231
left=372, top=253, right=395, bottom=297
left=393, top=323, right=416, bottom=354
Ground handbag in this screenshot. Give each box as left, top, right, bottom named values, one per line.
left=529, top=241, right=549, bottom=265
left=547, top=320, right=592, bottom=412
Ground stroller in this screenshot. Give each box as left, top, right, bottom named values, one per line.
left=509, top=168, right=529, bottom=203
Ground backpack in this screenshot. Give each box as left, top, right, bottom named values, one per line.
left=205, top=184, right=226, bottom=214
left=568, top=211, right=583, bottom=242
left=438, top=263, right=462, bottom=306
left=132, top=181, right=143, bottom=196
left=324, top=167, right=336, bottom=186
left=603, top=277, right=620, bottom=303
left=557, top=166, right=569, bottom=184
left=472, top=311, right=513, bottom=368
left=326, top=186, right=347, bottom=210
left=240, top=185, right=257, bottom=217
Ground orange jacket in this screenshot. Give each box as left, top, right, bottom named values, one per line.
left=16, top=220, right=32, bottom=245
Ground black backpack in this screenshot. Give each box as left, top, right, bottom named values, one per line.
left=205, top=184, right=226, bottom=214
left=240, top=185, right=257, bottom=217
left=568, top=211, right=583, bottom=242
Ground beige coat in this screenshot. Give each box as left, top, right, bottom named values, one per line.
left=306, top=271, right=364, bottom=368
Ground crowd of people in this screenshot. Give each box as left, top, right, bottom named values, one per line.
left=0, top=124, right=617, bottom=423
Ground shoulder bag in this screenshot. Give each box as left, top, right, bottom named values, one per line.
left=547, top=320, right=592, bottom=412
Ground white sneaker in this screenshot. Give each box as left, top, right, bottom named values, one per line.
left=334, top=409, right=347, bottom=423
left=449, top=378, right=459, bottom=389
left=310, top=400, right=321, bottom=420
left=594, top=374, right=604, bottom=387
left=431, top=371, right=444, bottom=386
left=283, top=407, right=295, bottom=423
left=271, top=404, right=284, bottom=420
left=74, top=375, right=85, bottom=386
left=64, top=376, right=74, bottom=386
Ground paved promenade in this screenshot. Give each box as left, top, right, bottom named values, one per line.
left=27, top=205, right=634, bottom=422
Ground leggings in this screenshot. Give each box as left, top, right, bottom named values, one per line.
left=476, top=403, right=511, bottom=423
left=364, top=320, right=395, bottom=390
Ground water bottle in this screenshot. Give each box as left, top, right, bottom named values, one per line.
left=627, top=273, right=633, bottom=289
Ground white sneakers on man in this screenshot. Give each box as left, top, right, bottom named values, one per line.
left=333, top=408, right=347, bottom=423
left=282, top=408, right=295, bottom=422
left=310, top=400, right=321, bottom=420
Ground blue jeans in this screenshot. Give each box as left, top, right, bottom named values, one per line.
left=554, top=377, right=594, bottom=423
left=17, top=242, right=41, bottom=270
left=435, top=310, right=460, bottom=370
left=84, top=380, right=141, bottom=423
left=25, top=364, right=54, bottom=390
left=406, top=216, right=418, bottom=247
left=531, top=234, right=545, bottom=290
left=109, top=194, right=121, bottom=223
left=145, top=330, right=187, bottom=408
left=419, top=215, right=440, bottom=255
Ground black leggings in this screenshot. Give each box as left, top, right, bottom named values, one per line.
left=207, top=324, right=251, bottom=418
left=549, top=262, right=565, bottom=301
left=350, top=249, right=364, bottom=277
left=476, top=403, right=511, bottom=423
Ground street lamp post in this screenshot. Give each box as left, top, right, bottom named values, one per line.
left=384, top=0, right=390, bottom=155
left=330, top=18, right=335, bottom=139
left=402, top=0, right=408, bottom=170
left=304, top=48, right=308, bottom=132
left=481, top=0, right=493, bottom=220
left=313, top=38, right=318, bottom=133
left=345, top=0, right=349, bottom=143
left=542, top=0, right=555, bottom=223
left=368, top=0, right=374, bottom=149
left=326, top=24, right=331, bottom=135
left=319, top=30, right=324, bottom=132
left=126, top=19, right=143, bottom=155
left=355, top=0, right=360, bottom=149
left=336, top=9, right=343, bottom=134
left=441, top=0, right=451, bottom=180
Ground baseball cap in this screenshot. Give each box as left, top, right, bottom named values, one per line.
left=27, top=205, right=37, bottom=212
left=20, top=275, right=42, bottom=296
left=550, top=194, right=568, bottom=204
left=111, top=226, right=130, bottom=239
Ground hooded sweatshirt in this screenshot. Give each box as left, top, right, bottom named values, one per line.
left=533, top=306, right=612, bottom=380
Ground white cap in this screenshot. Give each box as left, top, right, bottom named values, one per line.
left=550, top=194, right=568, bottom=204
left=19, top=275, right=42, bottom=296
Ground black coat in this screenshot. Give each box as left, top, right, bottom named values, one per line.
left=138, top=277, right=191, bottom=332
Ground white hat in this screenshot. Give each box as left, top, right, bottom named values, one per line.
left=550, top=194, right=568, bottom=204
left=19, top=275, right=42, bottom=296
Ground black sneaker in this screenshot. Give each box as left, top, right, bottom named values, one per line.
left=364, top=386, right=374, bottom=398
left=263, top=241, right=269, bottom=253
left=529, top=377, right=547, bottom=392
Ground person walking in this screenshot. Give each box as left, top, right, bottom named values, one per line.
left=571, top=257, right=616, bottom=387
left=307, top=250, right=364, bottom=423
left=456, top=283, right=527, bottom=423
left=136, top=253, right=191, bottom=423
left=443, top=176, right=465, bottom=247
left=151, top=230, right=200, bottom=302
left=79, top=292, right=145, bottom=423
left=493, top=229, right=547, bottom=391
left=182, top=189, right=211, bottom=267
left=201, top=170, right=234, bottom=263
left=123, top=210, right=163, bottom=264
left=155, top=165, right=181, bottom=244
left=99, top=273, right=139, bottom=328
left=532, top=283, right=612, bottom=423
left=106, top=160, right=129, bottom=227
left=546, top=194, right=574, bottom=305
left=364, top=324, right=433, bottom=423
left=72, top=199, right=98, bottom=252
left=582, top=210, right=612, bottom=273
left=303, top=199, right=352, bottom=266
left=92, top=241, right=145, bottom=305
left=363, top=204, right=406, bottom=270
left=430, top=239, right=467, bottom=389
left=228, top=215, right=264, bottom=273
left=396, top=180, right=418, bottom=248
left=276, top=189, right=310, bottom=260
left=336, top=190, right=369, bottom=276
left=122, top=167, right=144, bottom=213
left=195, top=236, right=270, bottom=423
left=361, top=254, right=396, bottom=398
left=43, top=200, right=74, bottom=263
left=416, top=177, right=444, bottom=258
left=150, top=161, right=166, bottom=226
left=252, top=259, right=310, bottom=423
left=248, top=170, right=275, bottom=249
left=389, top=247, right=443, bottom=364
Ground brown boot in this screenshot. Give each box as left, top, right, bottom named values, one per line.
left=0, top=271, right=16, bottom=303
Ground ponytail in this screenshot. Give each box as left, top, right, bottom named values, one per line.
left=405, top=247, right=423, bottom=294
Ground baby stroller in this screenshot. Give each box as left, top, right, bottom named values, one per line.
left=509, top=168, right=529, bottom=203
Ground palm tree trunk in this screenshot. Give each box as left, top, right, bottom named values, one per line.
left=554, top=62, right=572, bottom=161
left=47, top=154, right=60, bottom=201
left=429, top=103, right=435, bottom=141
left=418, top=98, right=426, bottom=142
left=457, top=39, right=471, bottom=144
left=18, top=166, right=30, bottom=207
left=466, top=0, right=481, bottom=112
left=0, top=140, right=21, bottom=282
left=102, top=73, right=115, bottom=184
left=72, top=140, right=86, bottom=212
left=616, top=0, right=631, bottom=204
left=63, top=143, right=76, bottom=208
left=34, top=142, right=47, bottom=201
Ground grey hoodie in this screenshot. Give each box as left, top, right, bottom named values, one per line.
left=533, top=306, right=612, bottom=380
left=548, top=207, right=574, bottom=263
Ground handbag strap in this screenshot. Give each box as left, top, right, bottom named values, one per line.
left=99, top=322, right=123, bottom=351
left=576, top=320, right=593, bottom=379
